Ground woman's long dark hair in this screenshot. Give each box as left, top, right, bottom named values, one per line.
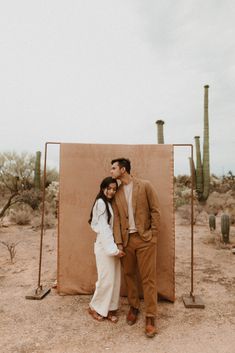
left=88, top=177, right=118, bottom=225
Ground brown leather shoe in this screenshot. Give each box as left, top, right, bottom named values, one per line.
left=126, top=306, right=139, bottom=325
left=145, top=317, right=157, bottom=338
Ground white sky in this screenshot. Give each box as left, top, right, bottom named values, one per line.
left=1, top=0, right=235, bottom=175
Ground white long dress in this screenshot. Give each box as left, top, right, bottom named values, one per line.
left=89, top=198, right=121, bottom=317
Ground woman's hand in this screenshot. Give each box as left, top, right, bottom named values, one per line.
left=116, top=250, right=125, bottom=258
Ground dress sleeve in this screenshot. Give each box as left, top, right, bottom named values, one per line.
left=93, top=199, right=119, bottom=256
left=112, top=199, right=123, bottom=245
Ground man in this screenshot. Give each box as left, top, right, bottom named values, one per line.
left=110, top=158, right=160, bottom=338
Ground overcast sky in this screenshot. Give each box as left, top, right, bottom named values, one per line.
left=1, top=0, right=234, bottom=175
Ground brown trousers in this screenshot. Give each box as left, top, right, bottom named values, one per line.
left=121, top=232, right=157, bottom=317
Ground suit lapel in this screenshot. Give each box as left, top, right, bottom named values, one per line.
left=116, top=185, right=128, bottom=216
left=132, top=177, right=139, bottom=215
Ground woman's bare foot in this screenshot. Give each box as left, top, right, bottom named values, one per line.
left=88, top=307, right=104, bottom=322
left=107, top=310, right=118, bottom=323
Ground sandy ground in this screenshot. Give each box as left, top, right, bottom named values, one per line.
left=0, top=220, right=235, bottom=353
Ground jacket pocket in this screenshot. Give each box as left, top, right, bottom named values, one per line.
left=140, top=228, right=153, bottom=242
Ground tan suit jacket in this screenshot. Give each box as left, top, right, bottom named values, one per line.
left=112, top=177, right=161, bottom=248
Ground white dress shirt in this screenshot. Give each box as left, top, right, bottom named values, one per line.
left=91, top=198, right=119, bottom=256
left=123, top=181, right=137, bottom=233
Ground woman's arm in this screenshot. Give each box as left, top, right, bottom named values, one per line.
left=94, top=199, right=121, bottom=256
left=112, top=199, right=123, bottom=246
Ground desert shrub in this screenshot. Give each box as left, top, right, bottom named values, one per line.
left=45, top=181, right=59, bottom=216
left=44, top=213, right=57, bottom=228
left=174, top=172, right=235, bottom=225
left=18, top=189, right=42, bottom=210
left=210, top=172, right=235, bottom=194
left=0, top=241, right=20, bottom=263
left=174, top=175, right=192, bottom=187
left=228, top=209, right=235, bottom=225
left=45, top=168, right=59, bottom=187
left=0, top=181, right=6, bottom=196
left=46, top=181, right=59, bottom=201
left=206, top=190, right=235, bottom=217
left=174, top=197, right=187, bottom=209
left=9, top=205, right=32, bottom=225
left=176, top=201, right=207, bottom=225
left=176, top=205, right=192, bottom=224
left=0, top=152, right=35, bottom=218
left=195, top=210, right=208, bottom=225
left=174, top=185, right=195, bottom=210
left=31, top=212, right=56, bottom=230
left=205, top=192, right=225, bottom=215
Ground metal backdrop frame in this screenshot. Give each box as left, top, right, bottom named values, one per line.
left=25, top=141, right=205, bottom=308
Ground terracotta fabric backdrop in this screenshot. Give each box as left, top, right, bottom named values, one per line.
left=58, top=143, right=175, bottom=301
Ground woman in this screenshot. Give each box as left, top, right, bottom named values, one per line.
left=88, top=176, right=125, bottom=323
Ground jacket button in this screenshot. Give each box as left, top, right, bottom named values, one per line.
left=126, top=228, right=129, bottom=231
left=126, top=216, right=128, bottom=219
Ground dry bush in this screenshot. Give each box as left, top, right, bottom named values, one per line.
left=206, top=190, right=235, bottom=221
left=203, top=234, right=216, bottom=245
left=31, top=212, right=57, bottom=230
left=176, top=201, right=208, bottom=225
left=9, top=205, right=32, bottom=225
left=0, top=181, right=6, bottom=198
left=205, top=192, right=225, bottom=215
left=45, top=168, right=59, bottom=187
left=174, top=196, right=188, bottom=210
left=203, top=232, right=221, bottom=248
left=44, top=181, right=59, bottom=217
left=174, top=187, right=191, bottom=210
left=228, top=209, right=235, bottom=225
left=0, top=240, right=20, bottom=263
left=19, top=189, right=42, bottom=210
left=210, top=172, right=235, bottom=194
left=174, top=184, right=199, bottom=212
left=176, top=205, right=193, bottom=224
left=195, top=210, right=208, bottom=225
left=0, top=152, right=35, bottom=218
left=175, top=173, right=235, bottom=226
left=174, top=175, right=192, bottom=187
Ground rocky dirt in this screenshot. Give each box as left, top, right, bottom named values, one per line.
left=0, top=220, right=235, bottom=353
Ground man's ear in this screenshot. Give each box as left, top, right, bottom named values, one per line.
left=121, top=167, right=126, bottom=174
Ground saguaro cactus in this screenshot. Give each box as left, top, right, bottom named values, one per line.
left=194, top=136, right=203, bottom=199
left=188, top=157, right=196, bottom=187
left=221, top=214, right=230, bottom=243
left=202, top=85, right=210, bottom=200
left=193, top=85, right=211, bottom=202
left=34, top=151, right=41, bottom=189
left=155, top=120, right=165, bottom=144
left=209, top=214, right=216, bottom=231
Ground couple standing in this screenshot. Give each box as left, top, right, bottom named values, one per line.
left=88, top=158, right=160, bottom=338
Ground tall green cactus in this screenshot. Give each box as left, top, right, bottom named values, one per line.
left=193, top=85, right=210, bottom=202
left=194, top=136, right=203, bottom=199
left=221, top=214, right=230, bottom=243
left=202, top=85, right=210, bottom=200
left=209, top=214, right=216, bottom=231
left=188, top=157, right=196, bottom=187
left=34, top=151, right=41, bottom=189
left=155, top=120, right=165, bottom=144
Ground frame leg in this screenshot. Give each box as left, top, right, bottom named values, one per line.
left=182, top=294, right=205, bottom=309
left=25, top=286, right=51, bottom=300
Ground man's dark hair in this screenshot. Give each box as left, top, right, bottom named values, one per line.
left=111, top=158, right=131, bottom=174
